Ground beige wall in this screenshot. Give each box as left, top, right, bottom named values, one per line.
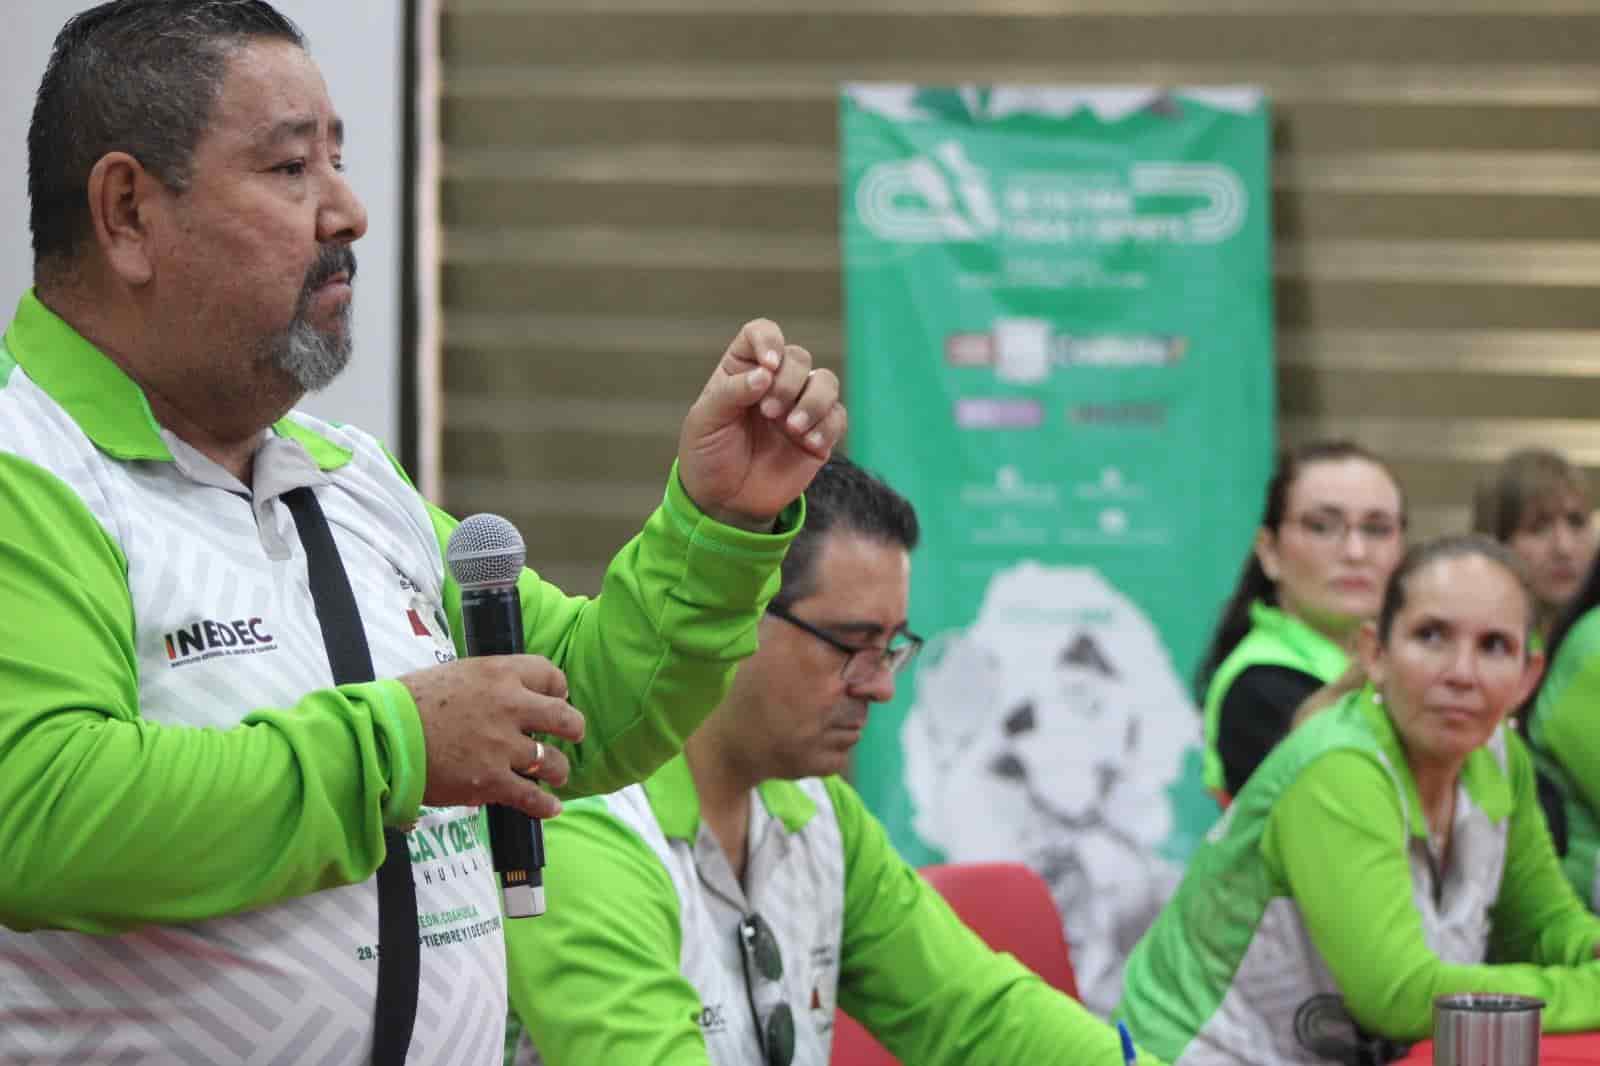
left=438, top=1, right=1600, bottom=592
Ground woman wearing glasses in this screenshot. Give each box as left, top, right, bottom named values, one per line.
left=1196, top=440, right=1405, bottom=804
left=1119, top=535, right=1600, bottom=1065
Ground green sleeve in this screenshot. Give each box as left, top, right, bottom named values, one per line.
left=827, top=778, right=1167, bottom=1066
left=1536, top=612, right=1600, bottom=818
left=1265, top=749, right=1600, bottom=1039
left=422, top=461, right=799, bottom=798
left=1489, top=731, right=1600, bottom=965
left=504, top=799, right=711, bottom=1066
left=0, top=453, right=426, bottom=934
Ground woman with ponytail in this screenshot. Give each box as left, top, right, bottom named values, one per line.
left=1197, top=441, right=1405, bottom=803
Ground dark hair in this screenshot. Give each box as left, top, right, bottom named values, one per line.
left=772, top=454, right=920, bottom=608
left=28, top=0, right=305, bottom=282
left=1375, top=533, right=1533, bottom=644
left=1194, top=439, right=1403, bottom=701
left=1472, top=447, right=1590, bottom=543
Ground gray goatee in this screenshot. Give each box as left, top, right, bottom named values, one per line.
left=270, top=244, right=357, bottom=393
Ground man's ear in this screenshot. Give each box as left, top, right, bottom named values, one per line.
left=86, top=151, right=160, bottom=286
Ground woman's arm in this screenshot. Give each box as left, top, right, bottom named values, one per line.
left=1265, top=750, right=1600, bottom=1039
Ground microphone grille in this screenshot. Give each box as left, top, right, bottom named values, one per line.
left=445, top=513, right=526, bottom=589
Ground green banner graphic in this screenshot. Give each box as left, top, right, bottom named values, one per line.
left=840, top=85, right=1275, bottom=1014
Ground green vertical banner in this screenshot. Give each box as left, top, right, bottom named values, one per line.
left=841, top=85, right=1274, bottom=1014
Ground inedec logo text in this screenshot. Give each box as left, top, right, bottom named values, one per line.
left=164, top=618, right=278, bottom=667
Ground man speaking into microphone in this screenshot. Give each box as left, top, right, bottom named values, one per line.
left=0, top=2, right=844, bottom=1063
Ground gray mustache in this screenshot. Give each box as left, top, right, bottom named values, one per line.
left=305, top=245, right=357, bottom=292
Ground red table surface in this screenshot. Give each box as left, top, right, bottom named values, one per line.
left=1398, top=1032, right=1600, bottom=1064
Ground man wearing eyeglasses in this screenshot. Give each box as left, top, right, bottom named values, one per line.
left=504, top=456, right=1165, bottom=1066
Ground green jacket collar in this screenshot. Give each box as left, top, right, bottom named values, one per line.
left=1247, top=601, right=1349, bottom=673
left=643, top=753, right=819, bottom=842
left=1354, top=687, right=1515, bottom=836
left=4, top=289, right=351, bottom=470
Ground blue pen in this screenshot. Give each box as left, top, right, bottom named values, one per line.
left=1116, top=1020, right=1137, bottom=1066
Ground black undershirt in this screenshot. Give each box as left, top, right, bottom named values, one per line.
left=1217, top=664, right=1323, bottom=797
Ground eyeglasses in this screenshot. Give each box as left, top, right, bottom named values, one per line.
left=1288, top=511, right=1403, bottom=546
left=765, top=603, right=924, bottom=685
left=737, top=913, right=796, bottom=1066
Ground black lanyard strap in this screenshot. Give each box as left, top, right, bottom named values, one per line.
left=283, top=486, right=419, bottom=1065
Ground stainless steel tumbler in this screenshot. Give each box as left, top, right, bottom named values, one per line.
left=1433, top=993, right=1543, bottom=1066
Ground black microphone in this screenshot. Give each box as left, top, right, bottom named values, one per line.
left=444, top=513, right=547, bottom=919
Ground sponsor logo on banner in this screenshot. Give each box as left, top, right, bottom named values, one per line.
left=954, top=398, right=1042, bottom=429
left=945, top=328, right=1188, bottom=375
left=1059, top=334, right=1187, bottom=367
left=1069, top=403, right=1167, bottom=427
left=961, top=466, right=1059, bottom=508
left=857, top=139, right=1247, bottom=246
left=1075, top=466, right=1147, bottom=502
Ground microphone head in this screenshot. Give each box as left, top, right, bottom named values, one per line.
left=446, top=513, right=526, bottom=590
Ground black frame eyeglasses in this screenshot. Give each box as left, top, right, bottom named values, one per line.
left=765, top=603, right=924, bottom=686
left=737, top=912, right=796, bottom=1066
left=1287, top=509, right=1403, bottom=546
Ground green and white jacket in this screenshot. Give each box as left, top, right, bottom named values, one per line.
left=1531, top=607, right=1600, bottom=912
left=505, top=756, right=1165, bottom=1066
left=0, top=291, right=797, bottom=1064
left=1120, top=690, right=1600, bottom=1066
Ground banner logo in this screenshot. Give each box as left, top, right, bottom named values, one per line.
left=858, top=140, right=1246, bottom=246
left=946, top=326, right=1188, bottom=378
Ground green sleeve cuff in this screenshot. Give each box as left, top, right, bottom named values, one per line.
left=662, top=459, right=804, bottom=558
left=355, top=678, right=427, bottom=827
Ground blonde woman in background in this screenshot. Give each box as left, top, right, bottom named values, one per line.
left=1473, top=448, right=1596, bottom=646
